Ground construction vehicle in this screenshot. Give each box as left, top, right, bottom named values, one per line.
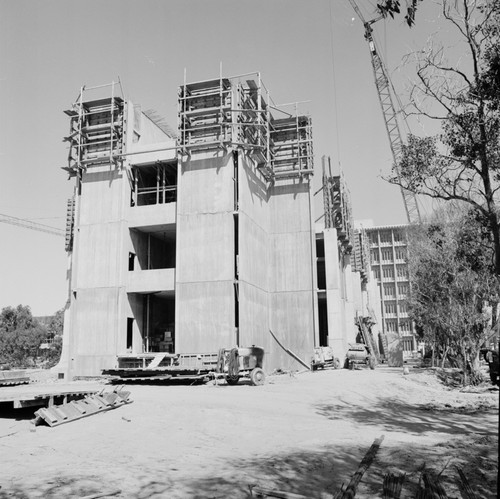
left=216, top=346, right=266, bottom=386
left=311, top=346, right=341, bottom=371
left=345, top=343, right=376, bottom=370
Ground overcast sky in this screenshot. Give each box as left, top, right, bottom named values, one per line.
left=0, top=0, right=460, bottom=315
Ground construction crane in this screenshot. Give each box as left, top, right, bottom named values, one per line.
left=347, top=0, right=421, bottom=224
left=0, top=213, right=65, bottom=237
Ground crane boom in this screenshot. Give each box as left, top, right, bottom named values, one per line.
left=347, top=0, right=421, bottom=224
left=0, top=213, right=65, bottom=237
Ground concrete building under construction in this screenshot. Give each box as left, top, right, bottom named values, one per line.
left=57, top=74, right=391, bottom=378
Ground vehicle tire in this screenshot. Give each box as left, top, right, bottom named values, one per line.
left=349, top=360, right=355, bottom=370
left=334, top=358, right=341, bottom=369
left=216, top=348, right=225, bottom=374
left=226, top=375, right=240, bottom=385
left=369, top=355, right=376, bottom=370
left=250, top=367, right=266, bottom=386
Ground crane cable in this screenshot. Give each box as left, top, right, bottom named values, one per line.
left=328, top=0, right=343, bottom=174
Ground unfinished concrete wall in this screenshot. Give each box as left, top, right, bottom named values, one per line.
left=344, top=257, right=357, bottom=345
left=324, top=228, right=345, bottom=359
left=65, top=164, right=129, bottom=376
left=323, top=228, right=360, bottom=361
left=58, top=97, right=176, bottom=378
left=268, top=179, right=316, bottom=370
left=175, top=152, right=236, bottom=352
left=237, top=153, right=270, bottom=353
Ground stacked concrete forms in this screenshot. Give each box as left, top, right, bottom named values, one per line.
left=58, top=75, right=318, bottom=377
left=365, top=225, right=416, bottom=365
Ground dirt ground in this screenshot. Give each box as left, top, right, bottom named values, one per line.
left=0, top=367, right=497, bottom=499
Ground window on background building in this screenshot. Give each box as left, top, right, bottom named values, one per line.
left=384, top=283, right=395, bottom=297
left=385, top=302, right=396, bottom=315
left=393, top=231, right=403, bottom=242
left=372, top=249, right=380, bottom=262
left=399, top=302, right=408, bottom=314
left=373, top=267, right=381, bottom=280
left=398, top=283, right=408, bottom=296
left=386, top=320, right=397, bottom=332
left=380, top=231, right=392, bottom=244
left=395, top=248, right=407, bottom=261
left=400, top=321, right=410, bottom=332
left=396, top=265, right=408, bottom=279
left=382, top=266, right=394, bottom=279
left=402, top=335, right=414, bottom=352
left=382, top=248, right=393, bottom=262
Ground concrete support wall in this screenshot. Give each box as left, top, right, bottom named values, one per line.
left=175, top=152, right=236, bottom=352
left=65, top=165, right=129, bottom=376
left=344, top=257, right=357, bottom=345
left=238, top=153, right=270, bottom=351
left=324, top=229, right=345, bottom=359
left=268, top=180, right=316, bottom=370
left=323, top=229, right=361, bottom=362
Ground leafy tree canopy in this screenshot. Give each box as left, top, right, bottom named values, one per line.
left=386, top=0, right=500, bottom=275
left=407, top=204, right=498, bottom=383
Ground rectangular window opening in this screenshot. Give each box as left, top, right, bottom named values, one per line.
left=131, top=162, right=177, bottom=207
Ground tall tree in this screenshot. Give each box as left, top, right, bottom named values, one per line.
left=387, top=0, right=500, bottom=276
left=407, top=205, right=498, bottom=384
left=0, top=305, right=47, bottom=368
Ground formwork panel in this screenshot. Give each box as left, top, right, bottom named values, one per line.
left=178, top=153, right=234, bottom=215
left=269, top=232, right=314, bottom=292
left=238, top=281, right=269, bottom=351
left=238, top=153, right=270, bottom=230
left=175, top=281, right=235, bottom=352
left=79, top=169, right=126, bottom=225
left=76, top=221, right=127, bottom=288
left=269, top=181, right=313, bottom=234
left=239, top=212, right=269, bottom=292
left=68, top=287, right=127, bottom=376
left=176, top=213, right=233, bottom=283
left=268, top=291, right=315, bottom=371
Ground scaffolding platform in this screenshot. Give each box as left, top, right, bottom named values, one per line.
left=178, top=72, right=314, bottom=181
left=64, top=82, right=125, bottom=175
left=322, top=156, right=354, bottom=254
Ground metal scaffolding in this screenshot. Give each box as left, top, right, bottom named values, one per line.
left=322, top=156, right=353, bottom=254
left=352, top=228, right=371, bottom=282
left=63, top=81, right=125, bottom=177
left=178, top=72, right=314, bottom=181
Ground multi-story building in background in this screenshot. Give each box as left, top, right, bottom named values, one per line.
left=361, top=224, right=417, bottom=360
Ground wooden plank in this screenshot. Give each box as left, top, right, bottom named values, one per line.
left=251, top=487, right=309, bottom=499
left=269, top=329, right=311, bottom=370
left=334, top=436, right=385, bottom=498
left=456, top=467, right=477, bottom=499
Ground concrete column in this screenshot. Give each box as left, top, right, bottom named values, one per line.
left=344, top=254, right=357, bottom=345
left=324, top=228, right=347, bottom=360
